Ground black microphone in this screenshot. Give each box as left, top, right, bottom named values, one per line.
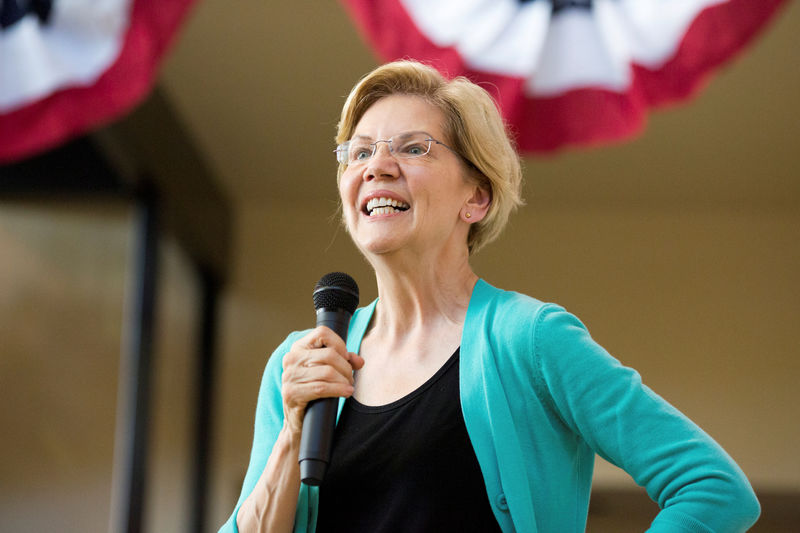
left=298, top=272, right=359, bottom=485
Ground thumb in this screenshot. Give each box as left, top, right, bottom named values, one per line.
left=348, top=352, right=365, bottom=370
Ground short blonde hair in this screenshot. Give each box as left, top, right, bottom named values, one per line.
left=336, top=60, right=524, bottom=254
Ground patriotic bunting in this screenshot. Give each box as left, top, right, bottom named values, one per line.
left=341, top=0, right=789, bottom=153
left=0, top=0, right=196, bottom=163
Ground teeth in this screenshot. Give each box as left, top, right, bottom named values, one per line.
left=370, top=206, right=401, bottom=216
left=366, top=197, right=409, bottom=215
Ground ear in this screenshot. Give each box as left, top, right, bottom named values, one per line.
left=461, top=182, right=491, bottom=223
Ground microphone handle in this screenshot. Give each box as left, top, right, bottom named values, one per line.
left=298, top=308, right=352, bottom=485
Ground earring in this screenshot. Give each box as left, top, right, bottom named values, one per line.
left=465, top=212, right=472, bottom=219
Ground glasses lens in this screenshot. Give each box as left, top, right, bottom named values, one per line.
left=335, top=142, right=349, bottom=164
left=392, top=133, right=432, bottom=159
left=347, top=139, right=374, bottom=164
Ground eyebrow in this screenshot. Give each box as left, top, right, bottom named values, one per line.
left=350, top=130, right=433, bottom=141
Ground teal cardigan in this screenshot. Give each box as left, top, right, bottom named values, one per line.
left=221, top=280, right=760, bottom=532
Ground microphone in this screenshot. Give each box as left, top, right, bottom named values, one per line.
left=298, top=272, right=359, bottom=485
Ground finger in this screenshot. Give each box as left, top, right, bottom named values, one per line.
left=282, top=379, right=354, bottom=433
left=289, top=327, right=342, bottom=355
left=300, top=344, right=357, bottom=381
left=305, top=353, right=355, bottom=386
left=347, top=352, right=365, bottom=371
left=283, top=375, right=354, bottom=410
left=286, top=328, right=346, bottom=366
left=306, top=326, right=347, bottom=352
left=285, top=378, right=354, bottom=400
left=285, top=350, right=354, bottom=387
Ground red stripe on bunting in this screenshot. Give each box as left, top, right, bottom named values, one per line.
left=340, top=0, right=788, bottom=153
left=635, top=0, right=788, bottom=106
left=0, top=0, right=196, bottom=164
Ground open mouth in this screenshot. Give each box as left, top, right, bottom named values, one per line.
left=365, top=197, right=410, bottom=216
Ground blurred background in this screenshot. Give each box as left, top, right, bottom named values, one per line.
left=0, top=0, right=798, bottom=531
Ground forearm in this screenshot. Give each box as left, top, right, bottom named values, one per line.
left=237, top=425, right=303, bottom=533
left=535, top=306, right=760, bottom=531
left=645, top=458, right=760, bottom=532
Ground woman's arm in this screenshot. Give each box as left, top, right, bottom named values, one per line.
left=236, top=425, right=302, bottom=533
left=533, top=306, right=760, bottom=532
left=220, top=327, right=363, bottom=533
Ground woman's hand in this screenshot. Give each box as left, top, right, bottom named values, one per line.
left=237, top=328, right=364, bottom=532
left=280, top=326, right=365, bottom=436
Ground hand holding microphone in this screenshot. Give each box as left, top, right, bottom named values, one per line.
left=280, top=273, right=361, bottom=485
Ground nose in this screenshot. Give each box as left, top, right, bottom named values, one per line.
left=362, top=141, right=399, bottom=181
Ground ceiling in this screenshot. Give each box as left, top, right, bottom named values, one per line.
left=157, top=0, right=800, bottom=210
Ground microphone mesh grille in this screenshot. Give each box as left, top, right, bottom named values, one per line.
left=313, top=272, right=359, bottom=313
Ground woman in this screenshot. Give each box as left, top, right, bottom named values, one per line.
left=221, top=61, right=760, bottom=532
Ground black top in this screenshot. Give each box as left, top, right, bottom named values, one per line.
left=316, top=349, right=503, bottom=533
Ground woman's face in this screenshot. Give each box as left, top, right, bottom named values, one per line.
left=338, top=94, right=481, bottom=260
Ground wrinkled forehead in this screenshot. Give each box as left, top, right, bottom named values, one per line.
left=351, top=94, right=449, bottom=142
left=349, top=130, right=432, bottom=142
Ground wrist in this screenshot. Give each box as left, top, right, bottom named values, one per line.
left=280, top=421, right=303, bottom=448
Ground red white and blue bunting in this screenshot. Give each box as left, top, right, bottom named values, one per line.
left=0, top=0, right=196, bottom=163
left=341, top=0, right=788, bottom=153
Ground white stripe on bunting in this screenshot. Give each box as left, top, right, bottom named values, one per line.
left=0, top=0, right=132, bottom=112
left=398, top=0, right=727, bottom=94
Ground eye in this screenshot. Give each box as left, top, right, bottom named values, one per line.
left=397, top=141, right=429, bottom=156
left=349, top=143, right=373, bottom=161
left=354, top=148, right=371, bottom=160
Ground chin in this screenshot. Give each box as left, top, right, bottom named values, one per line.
left=353, top=234, right=406, bottom=257
left=358, top=241, right=399, bottom=256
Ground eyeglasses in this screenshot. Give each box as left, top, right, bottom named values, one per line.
left=334, top=131, right=461, bottom=166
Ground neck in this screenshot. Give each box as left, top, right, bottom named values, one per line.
left=367, top=244, right=478, bottom=338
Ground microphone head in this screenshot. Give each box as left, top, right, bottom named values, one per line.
left=313, top=272, right=359, bottom=313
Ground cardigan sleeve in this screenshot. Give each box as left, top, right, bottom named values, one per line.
left=218, top=331, right=313, bottom=533
left=532, top=305, right=760, bottom=533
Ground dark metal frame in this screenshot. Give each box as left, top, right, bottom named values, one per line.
left=116, top=183, right=160, bottom=533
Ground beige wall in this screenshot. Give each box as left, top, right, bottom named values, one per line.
left=0, top=203, right=199, bottom=531
left=0, top=204, right=126, bottom=532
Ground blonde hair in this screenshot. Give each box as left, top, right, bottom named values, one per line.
left=336, top=60, right=524, bottom=254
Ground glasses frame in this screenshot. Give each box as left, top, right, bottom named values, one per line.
left=334, top=132, right=464, bottom=166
